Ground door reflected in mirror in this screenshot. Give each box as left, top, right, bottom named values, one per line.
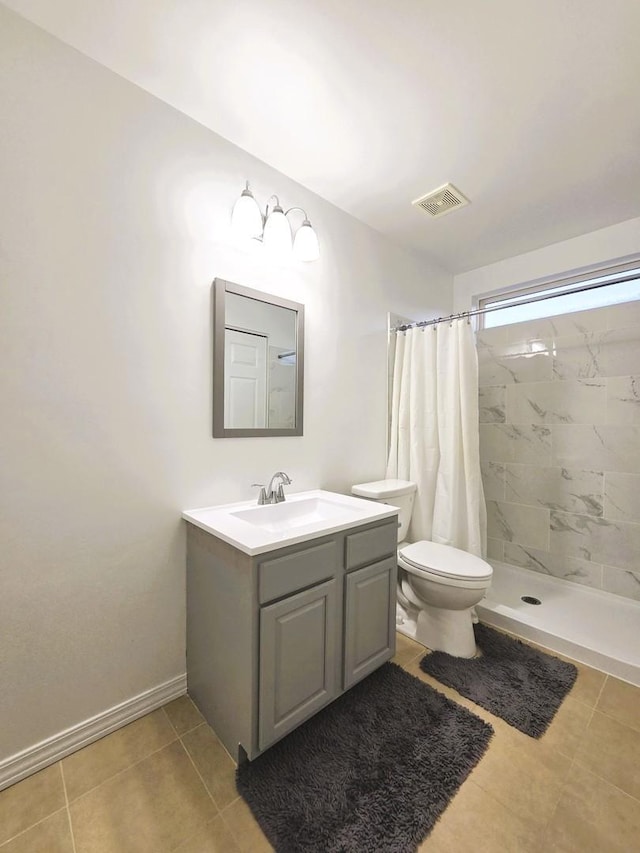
left=213, top=279, right=304, bottom=437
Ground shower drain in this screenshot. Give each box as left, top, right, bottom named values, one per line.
left=521, top=595, right=542, bottom=605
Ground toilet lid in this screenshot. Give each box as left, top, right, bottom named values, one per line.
left=399, top=540, right=493, bottom=581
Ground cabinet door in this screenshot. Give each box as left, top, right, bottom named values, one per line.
left=344, top=557, right=397, bottom=690
left=259, top=579, right=338, bottom=751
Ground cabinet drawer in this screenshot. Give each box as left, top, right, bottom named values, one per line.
left=344, top=522, right=397, bottom=571
left=259, top=540, right=338, bottom=604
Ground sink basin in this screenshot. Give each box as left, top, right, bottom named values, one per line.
left=183, top=489, right=398, bottom=555
left=230, top=497, right=363, bottom=533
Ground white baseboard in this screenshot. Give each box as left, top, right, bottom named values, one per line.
left=0, top=673, right=187, bottom=792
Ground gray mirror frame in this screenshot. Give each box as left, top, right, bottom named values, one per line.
left=212, top=278, right=305, bottom=438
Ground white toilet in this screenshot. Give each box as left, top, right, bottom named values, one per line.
left=351, top=479, right=492, bottom=658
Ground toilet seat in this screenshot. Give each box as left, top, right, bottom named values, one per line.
left=399, top=540, right=492, bottom=585
left=352, top=477, right=492, bottom=657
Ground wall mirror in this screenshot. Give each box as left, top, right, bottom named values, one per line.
left=213, top=278, right=304, bottom=437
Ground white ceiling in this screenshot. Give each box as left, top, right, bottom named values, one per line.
left=5, top=0, right=640, bottom=273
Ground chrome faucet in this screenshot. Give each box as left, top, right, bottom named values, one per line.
left=252, top=471, right=292, bottom=505
left=251, top=484, right=269, bottom=505
left=266, top=471, right=292, bottom=503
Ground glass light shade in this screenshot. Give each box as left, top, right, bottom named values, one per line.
left=293, top=219, right=320, bottom=262
left=262, top=206, right=292, bottom=255
left=231, top=189, right=263, bottom=239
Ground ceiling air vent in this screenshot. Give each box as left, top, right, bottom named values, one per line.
left=412, top=183, right=470, bottom=218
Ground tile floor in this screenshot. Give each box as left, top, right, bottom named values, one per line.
left=1, top=632, right=639, bottom=852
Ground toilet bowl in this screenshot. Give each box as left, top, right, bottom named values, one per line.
left=351, top=479, right=492, bottom=658
left=398, top=539, right=492, bottom=657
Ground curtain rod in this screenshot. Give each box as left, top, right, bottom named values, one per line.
left=392, top=270, right=640, bottom=333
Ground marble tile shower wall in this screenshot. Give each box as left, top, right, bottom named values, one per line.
left=478, top=300, right=640, bottom=603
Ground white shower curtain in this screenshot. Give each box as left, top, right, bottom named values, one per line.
left=386, top=319, right=487, bottom=557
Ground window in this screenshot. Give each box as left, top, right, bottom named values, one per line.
left=478, top=261, right=640, bottom=329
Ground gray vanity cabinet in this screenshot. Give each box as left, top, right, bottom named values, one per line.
left=186, top=514, right=397, bottom=763
left=343, top=557, right=396, bottom=690
left=259, top=578, right=338, bottom=750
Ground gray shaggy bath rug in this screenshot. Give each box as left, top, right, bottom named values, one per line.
left=236, top=662, right=493, bottom=852
left=420, top=623, right=578, bottom=738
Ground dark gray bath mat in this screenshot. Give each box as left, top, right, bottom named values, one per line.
left=419, top=623, right=578, bottom=738
left=236, top=662, right=493, bottom=852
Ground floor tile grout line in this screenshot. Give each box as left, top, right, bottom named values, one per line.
left=177, top=736, right=222, bottom=814
left=564, top=677, right=640, bottom=804
left=224, top=794, right=241, bottom=808
left=176, top=719, right=208, bottom=739
left=174, top=736, right=245, bottom=848
left=569, top=690, right=605, bottom=712
left=219, top=811, right=245, bottom=851
left=64, top=735, right=180, bottom=806
left=65, top=733, right=221, bottom=853
left=59, top=761, right=78, bottom=853
left=594, top=672, right=609, bottom=708
left=168, top=814, right=222, bottom=853
left=161, top=705, right=180, bottom=738
left=0, top=805, right=69, bottom=849
left=219, top=799, right=263, bottom=852
left=160, top=702, right=206, bottom=738
left=581, top=673, right=640, bottom=731
left=1, top=714, right=232, bottom=849
left=154, top=697, right=208, bottom=740
left=464, top=776, right=546, bottom=846
left=178, top=715, right=237, bottom=766
left=571, top=718, right=640, bottom=803
left=569, top=760, right=640, bottom=804
left=543, top=753, right=577, bottom=847
left=594, top=709, right=640, bottom=735
left=467, top=768, right=563, bottom=839
left=219, top=815, right=243, bottom=851
left=585, top=696, right=640, bottom=735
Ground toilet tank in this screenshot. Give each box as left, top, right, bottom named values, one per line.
left=351, top=479, right=417, bottom=543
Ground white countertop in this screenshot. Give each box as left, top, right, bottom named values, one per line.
left=182, top=489, right=398, bottom=555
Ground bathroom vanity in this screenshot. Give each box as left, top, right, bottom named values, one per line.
left=183, top=490, right=398, bottom=762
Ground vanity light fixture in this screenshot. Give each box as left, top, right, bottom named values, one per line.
left=286, top=207, right=320, bottom=263
left=231, top=182, right=320, bottom=262
left=230, top=183, right=263, bottom=239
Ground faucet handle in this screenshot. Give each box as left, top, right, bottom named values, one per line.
left=251, top=483, right=268, bottom=505
left=274, top=474, right=293, bottom=502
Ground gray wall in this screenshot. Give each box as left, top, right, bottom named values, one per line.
left=479, top=300, right=640, bottom=602
left=0, top=6, right=452, bottom=766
